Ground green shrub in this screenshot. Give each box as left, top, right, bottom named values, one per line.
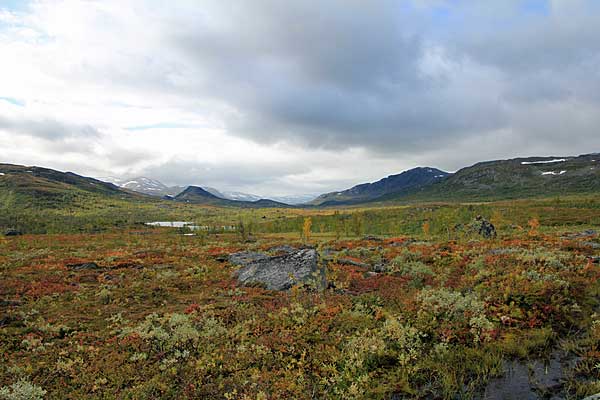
left=0, top=380, right=46, bottom=400
left=417, top=288, right=494, bottom=343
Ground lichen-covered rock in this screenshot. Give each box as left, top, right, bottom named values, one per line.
left=471, top=215, right=497, bottom=239
left=229, top=249, right=326, bottom=291
left=228, top=252, right=268, bottom=266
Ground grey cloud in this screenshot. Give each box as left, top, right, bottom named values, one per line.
left=5, top=0, right=600, bottom=196
left=0, top=115, right=101, bottom=140
left=155, top=0, right=599, bottom=156
left=139, top=158, right=311, bottom=192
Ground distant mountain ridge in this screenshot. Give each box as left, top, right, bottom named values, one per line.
left=99, top=176, right=315, bottom=204
left=2, top=152, right=599, bottom=211
left=0, top=163, right=139, bottom=208
left=99, top=176, right=184, bottom=197
left=309, top=154, right=600, bottom=205
left=399, top=153, right=600, bottom=201
left=310, top=167, right=451, bottom=206
left=174, top=185, right=292, bottom=208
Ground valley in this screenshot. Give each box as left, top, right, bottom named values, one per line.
left=1, top=155, right=600, bottom=399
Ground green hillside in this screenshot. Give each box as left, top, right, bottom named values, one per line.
left=0, top=163, right=139, bottom=209
left=414, top=153, right=600, bottom=201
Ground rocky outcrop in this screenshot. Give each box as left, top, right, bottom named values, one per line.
left=229, top=249, right=326, bottom=291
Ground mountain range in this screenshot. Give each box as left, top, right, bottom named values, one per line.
left=99, top=176, right=316, bottom=205
left=310, top=167, right=451, bottom=206
left=311, top=153, right=600, bottom=205
left=173, top=186, right=291, bottom=208
left=2, top=152, right=599, bottom=210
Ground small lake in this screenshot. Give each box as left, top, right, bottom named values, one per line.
left=146, top=221, right=196, bottom=228
left=146, top=222, right=236, bottom=231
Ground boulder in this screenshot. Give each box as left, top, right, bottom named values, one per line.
left=472, top=215, right=497, bottom=239
left=229, top=251, right=268, bottom=266
left=230, top=249, right=326, bottom=291
left=372, top=263, right=387, bottom=273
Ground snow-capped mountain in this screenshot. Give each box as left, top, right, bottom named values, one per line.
left=221, top=191, right=262, bottom=202
left=120, top=177, right=168, bottom=193
left=267, top=194, right=318, bottom=205
left=97, top=176, right=184, bottom=197
left=97, top=176, right=316, bottom=204
left=216, top=191, right=316, bottom=204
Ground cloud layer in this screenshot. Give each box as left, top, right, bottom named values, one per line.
left=1, top=0, right=599, bottom=195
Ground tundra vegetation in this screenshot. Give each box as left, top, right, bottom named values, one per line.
left=1, top=194, right=600, bottom=398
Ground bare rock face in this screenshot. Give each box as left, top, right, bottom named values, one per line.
left=229, top=249, right=326, bottom=291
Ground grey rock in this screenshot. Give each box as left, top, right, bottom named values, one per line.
left=473, top=215, right=497, bottom=239
left=229, top=251, right=269, bottom=266
left=362, top=235, right=383, bottom=241
left=337, top=257, right=370, bottom=268
left=562, top=229, right=597, bottom=239
left=110, top=262, right=143, bottom=269
left=230, top=249, right=326, bottom=291
left=67, top=262, right=101, bottom=270
left=372, top=263, right=387, bottom=273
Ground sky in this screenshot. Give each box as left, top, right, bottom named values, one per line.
left=0, top=0, right=599, bottom=196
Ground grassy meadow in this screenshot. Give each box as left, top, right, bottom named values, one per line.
left=1, top=195, right=600, bottom=399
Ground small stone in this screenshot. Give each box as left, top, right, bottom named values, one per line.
left=67, top=262, right=101, bottom=270
left=362, top=235, right=383, bottom=241
left=337, top=258, right=370, bottom=268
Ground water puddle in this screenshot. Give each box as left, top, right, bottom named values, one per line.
left=481, top=350, right=579, bottom=400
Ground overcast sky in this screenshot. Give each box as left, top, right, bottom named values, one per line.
left=1, top=0, right=599, bottom=196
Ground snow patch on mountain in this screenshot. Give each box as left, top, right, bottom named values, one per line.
left=541, top=170, right=567, bottom=176
left=521, top=159, right=567, bottom=165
